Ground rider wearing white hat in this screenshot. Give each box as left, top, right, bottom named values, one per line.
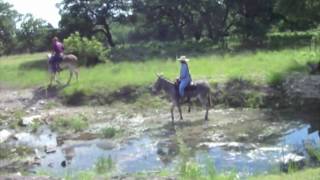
left=177, top=56, right=192, bottom=97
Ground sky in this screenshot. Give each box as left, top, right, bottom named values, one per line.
left=4, top=0, right=62, bottom=28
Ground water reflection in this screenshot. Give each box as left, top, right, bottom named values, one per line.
left=30, top=109, right=320, bottom=177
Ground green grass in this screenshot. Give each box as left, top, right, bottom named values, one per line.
left=0, top=53, right=48, bottom=87
left=249, top=168, right=320, bottom=180
left=94, top=156, right=114, bottom=174
left=100, top=127, right=117, bottom=138
left=0, top=48, right=314, bottom=97
left=50, top=115, right=88, bottom=132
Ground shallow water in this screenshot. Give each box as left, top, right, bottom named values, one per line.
left=7, top=109, right=320, bottom=177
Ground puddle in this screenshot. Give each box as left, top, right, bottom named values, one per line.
left=3, top=109, right=320, bottom=177
left=196, top=124, right=320, bottom=177
left=35, top=137, right=166, bottom=175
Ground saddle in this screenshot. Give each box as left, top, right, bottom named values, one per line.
left=174, top=79, right=197, bottom=92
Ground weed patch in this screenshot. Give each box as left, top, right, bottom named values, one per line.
left=50, top=115, right=88, bottom=132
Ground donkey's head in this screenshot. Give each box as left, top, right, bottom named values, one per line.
left=151, top=74, right=164, bottom=94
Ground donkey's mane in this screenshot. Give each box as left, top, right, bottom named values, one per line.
left=159, top=76, right=174, bottom=84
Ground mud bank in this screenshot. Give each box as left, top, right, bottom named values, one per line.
left=55, top=73, right=320, bottom=110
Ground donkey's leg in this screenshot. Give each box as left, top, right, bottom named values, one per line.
left=66, top=70, right=73, bottom=85
left=55, top=72, right=60, bottom=84
left=187, top=97, right=191, bottom=113
left=74, top=69, right=79, bottom=82
left=170, top=104, right=175, bottom=124
left=55, top=72, right=62, bottom=84
left=204, top=95, right=210, bottom=121
left=199, top=95, right=209, bottom=121
left=205, top=106, right=209, bottom=121
left=49, top=73, right=54, bottom=87
left=178, top=104, right=183, bottom=120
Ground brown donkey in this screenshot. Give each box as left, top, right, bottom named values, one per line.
left=47, top=54, right=79, bottom=86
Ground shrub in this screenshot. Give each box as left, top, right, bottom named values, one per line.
left=267, top=31, right=315, bottom=49
left=51, top=115, right=88, bottom=132
left=310, top=32, right=320, bottom=60
left=64, top=32, right=109, bottom=66
left=95, top=156, right=114, bottom=174
left=100, top=127, right=117, bottom=138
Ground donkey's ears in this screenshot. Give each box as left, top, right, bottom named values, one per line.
left=156, top=72, right=163, bottom=77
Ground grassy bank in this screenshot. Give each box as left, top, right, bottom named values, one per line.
left=249, top=168, right=320, bottom=180
left=0, top=48, right=313, bottom=96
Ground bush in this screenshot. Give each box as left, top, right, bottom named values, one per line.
left=51, top=115, right=88, bottom=132
left=107, top=40, right=217, bottom=61
left=95, top=156, right=114, bottom=174
left=64, top=32, right=109, bottom=66
left=267, top=31, right=315, bottom=49
left=100, top=127, right=117, bottom=138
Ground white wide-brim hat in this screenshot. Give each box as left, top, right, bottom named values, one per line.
left=177, top=56, right=189, bottom=62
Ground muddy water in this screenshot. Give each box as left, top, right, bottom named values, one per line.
left=5, top=109, right=313, bottom=177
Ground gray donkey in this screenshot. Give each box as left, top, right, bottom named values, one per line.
left=152, top=75, right=211, bottom=124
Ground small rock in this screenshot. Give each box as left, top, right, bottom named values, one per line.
left=280, top=153, right=305, bottom=164
left=63, top=147, right=75, bottom=161
left=279, top=153, right=305, bottom=172
left=21, top=115, right=41, bottom=126
left=48, top=162, right=53, bottom=168
left=0, top=129, right=12, bottom=143
left=238, top=133, right=249, bottom=141
left=13, top=132, right=32, bottom=142
left=39, top=100, right=46, bottom=105
left=56, top=136, right=64, bottom=146
left=61, top=160, right=66, bottom=167
left=45, top=145, right=56, bottom=154
left=32, top=157, right=41, bottom=166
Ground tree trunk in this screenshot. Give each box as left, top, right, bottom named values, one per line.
left=103, top=23, right=115, bottom=47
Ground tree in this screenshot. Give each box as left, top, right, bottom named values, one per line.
left=16, top=14, right=54, bottom=53
left=232, top=0, right=275, bottom=46
left=0, top=0, right=19, bottom=55
left=274, top=0, right=320, bottom=31
left=59, top=0, right=130, bottom=47
left=195, top=0, right=234, bottom=42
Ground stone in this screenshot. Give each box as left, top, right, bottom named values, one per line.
left=21, top=115, right=41, bottom=126
left=13, top=132, right=32, bottom=141
left=0, top=129, right=12, bottom=143
left=61, top=160, right=66, bottom=167
left=45, top=145, right=56, bottom=154
left=279, top=153, right=305, bottom=172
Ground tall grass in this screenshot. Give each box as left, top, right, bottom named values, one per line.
left=94, top=156, right=114, bottom=174
left=50, top=115, right=88, bottom=132
left=249, top=168, right=320, bottom=180
left=0, top=53, right=48, bottom=87
left=0, top=48, right=312, bottom=96
left=177, top=134, right=235, bottom=180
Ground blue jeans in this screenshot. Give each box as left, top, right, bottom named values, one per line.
left=49, top=54, right=62, bottom=72
left=179, top=79, right=191, bottom=97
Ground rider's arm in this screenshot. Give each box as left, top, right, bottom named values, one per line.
left=180, top=63, right=187, bottom=80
